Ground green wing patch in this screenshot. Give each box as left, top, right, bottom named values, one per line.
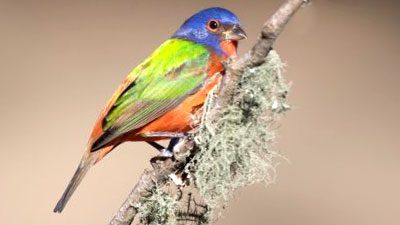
left=91, top=39, right=210, bottom=151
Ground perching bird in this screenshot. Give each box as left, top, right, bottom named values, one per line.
left=54, top=7, right=246, bottom=213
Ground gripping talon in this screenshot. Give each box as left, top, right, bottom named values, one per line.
left=150, top=137, right=180, bottom=168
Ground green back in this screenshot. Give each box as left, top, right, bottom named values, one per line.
left=93, top=39, right=210, bottom=150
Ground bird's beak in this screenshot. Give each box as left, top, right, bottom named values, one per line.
left=224, top=24, right=247, bottom=41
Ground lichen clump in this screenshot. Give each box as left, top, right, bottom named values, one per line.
left=192, top=50, right=289, bottom=211
left=135, top=187, right=177, bottom=225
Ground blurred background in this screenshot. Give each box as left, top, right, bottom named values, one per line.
left=0, top=0, right=399, bottom=225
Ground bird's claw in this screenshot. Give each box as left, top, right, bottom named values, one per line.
left=150, top=137, right=180, bottom=169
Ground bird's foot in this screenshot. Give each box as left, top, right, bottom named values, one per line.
left=149, top=137, right=192, bottom=187
left=150, top=148, right=173, bottom=169
left=150, top=138, right=180, bottom=169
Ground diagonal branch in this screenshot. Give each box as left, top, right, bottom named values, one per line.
left=109, top=1, right=309, bottom=225
left=249, top=0, right=310, bottom=67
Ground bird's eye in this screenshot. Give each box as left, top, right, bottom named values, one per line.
left=207, top=19, right=220, bottom=32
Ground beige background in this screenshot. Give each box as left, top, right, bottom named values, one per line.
left=1, top=0, right=399, bottom=225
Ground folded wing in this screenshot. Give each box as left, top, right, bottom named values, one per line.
left=91, top=39, right=210, bottom=151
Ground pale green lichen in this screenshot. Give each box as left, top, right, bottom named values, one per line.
left=192, top=50, right=289, bottom=214
left=135, top=186, right=177, bottom=225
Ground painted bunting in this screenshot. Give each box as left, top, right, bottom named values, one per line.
left=54, top=7, right=246, bottom=213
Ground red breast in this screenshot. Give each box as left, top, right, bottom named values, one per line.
left=90, top=40, right=238, bottom=161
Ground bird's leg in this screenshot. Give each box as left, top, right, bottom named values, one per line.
left=149, top=138, right=192, bottom=187
left=146, top=141, right=165, bottom=152
left=167, top=137, right=180, bottom=151
left=150, top=138, right=180, bottom=169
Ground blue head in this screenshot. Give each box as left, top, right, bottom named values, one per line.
left=172, top=7, right=247, bottom=56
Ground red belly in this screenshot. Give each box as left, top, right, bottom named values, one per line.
left=128, top=74, right=221, bottom=141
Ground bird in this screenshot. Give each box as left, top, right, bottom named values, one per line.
left=54, top=7, right=246, bottom=213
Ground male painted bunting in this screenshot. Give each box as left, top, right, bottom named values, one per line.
left=54, top=7, right=246, bottom=213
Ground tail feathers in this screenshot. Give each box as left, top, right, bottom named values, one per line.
left=53, top=153, right=97, bottom=213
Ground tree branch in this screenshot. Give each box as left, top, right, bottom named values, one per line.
left=249, top=0, right=309, bottom=67
left=109, top=1, right=309, bottom=224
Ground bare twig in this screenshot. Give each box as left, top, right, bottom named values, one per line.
left=248, top=0, right=309, bottom=67
left=109, top=1, right=308, bottom=224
